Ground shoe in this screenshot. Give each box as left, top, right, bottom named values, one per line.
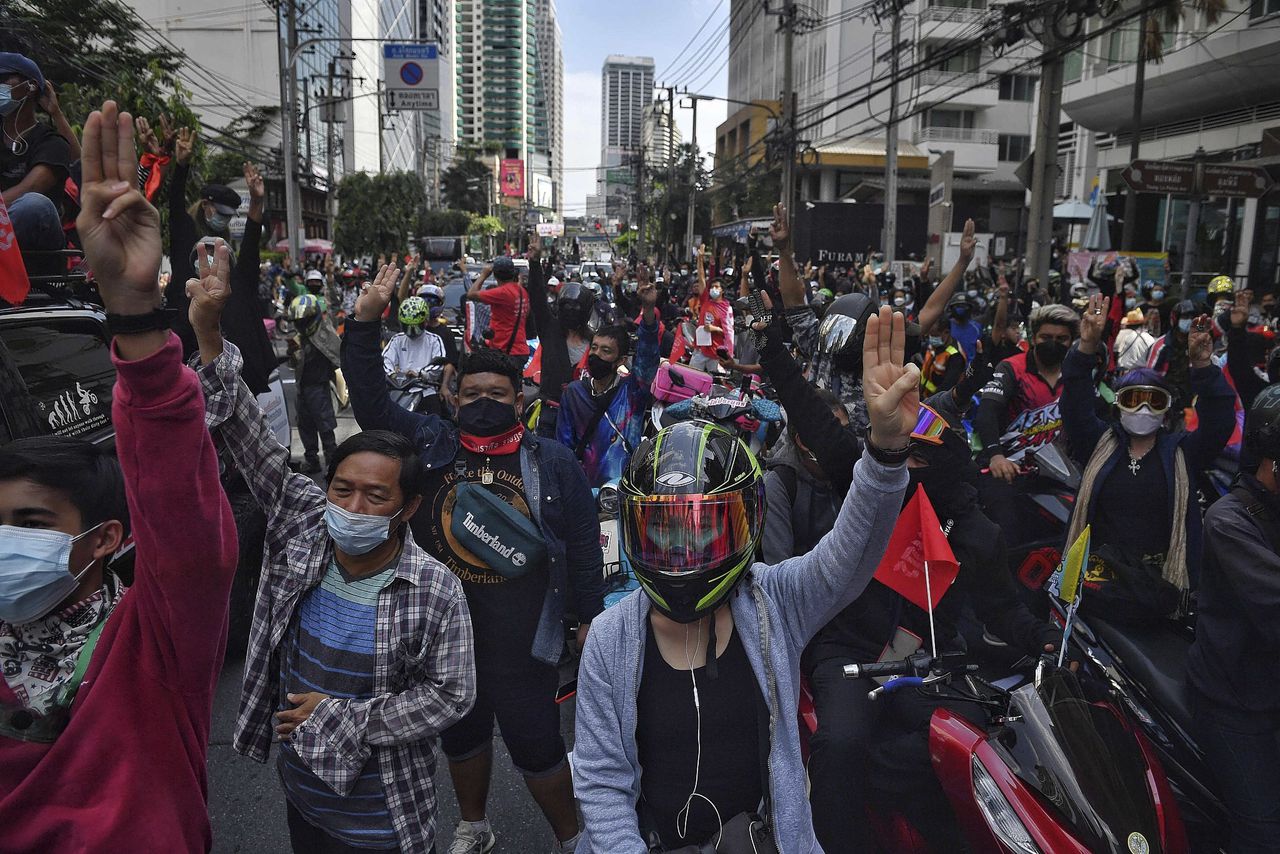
left=448, top=821, right=496, bottom=854
left=299, top=457, right=321, bottom=474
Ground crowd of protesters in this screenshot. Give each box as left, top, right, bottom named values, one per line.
left=3, top=49, right=1280, bottom=854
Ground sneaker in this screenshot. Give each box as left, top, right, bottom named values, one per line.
left=448, top=821, right=496, bottom=854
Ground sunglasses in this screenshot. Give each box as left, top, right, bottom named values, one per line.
left=1116, top=385, right=1171, bottom=414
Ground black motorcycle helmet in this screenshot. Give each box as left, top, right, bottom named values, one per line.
left=818, top=292, right=877, bottom=373
left=556, top=281, right=595, bottom=332
left=619, top=422, right=765, bottom=623
left=1245, top=383, right=1280, bottom=462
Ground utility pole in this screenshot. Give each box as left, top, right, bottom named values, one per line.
left=882, top=0, right=903, bottom=265
left=377, top=80, right=386, bottom=173
left=682, top=92, right=710, bottom=263
left=1026, top=23, right=1065, bottom=300
left=767, top=1, right=799, bottom=215
left=1120, top=7, right=1148, bottom=251
left=275, top=0, right=303, bottom=260
left=665, top=87, right=676, bottom=264
left=1181, top=146, right=1207, bottom=297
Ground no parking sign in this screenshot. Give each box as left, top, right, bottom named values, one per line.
left=383, top=43, right=439, bottom=111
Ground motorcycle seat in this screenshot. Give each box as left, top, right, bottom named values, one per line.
left=1089, top=617, right=1194, bottom=735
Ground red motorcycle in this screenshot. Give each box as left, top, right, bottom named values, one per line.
left=800, top=651, right=1190, bottom=853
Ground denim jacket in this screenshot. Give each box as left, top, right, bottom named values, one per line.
left=342, top=319, right=606, bottom=664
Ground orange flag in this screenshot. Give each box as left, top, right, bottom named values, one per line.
left=0, top=195, right=30, bottom=305
left=872, top=487, right=960, bottom=612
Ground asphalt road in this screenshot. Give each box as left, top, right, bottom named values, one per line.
left=209, top=367, right=581, bottom=853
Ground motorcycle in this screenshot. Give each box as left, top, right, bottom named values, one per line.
left=652, top=371, right=784, bottom=455
left=817, top=651, right=1189, bottom=853
left=1060, top=600, right=1228, bottom=851
left=386, top=371, right=438, bottom=414
left=992, top=442, right=1082, bottom=597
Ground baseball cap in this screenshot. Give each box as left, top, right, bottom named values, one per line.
left=0, top=53, right=44, bottom=91
left=200, top=184, right=241, bottom=216
left=492, top=256, right=517, bottom=281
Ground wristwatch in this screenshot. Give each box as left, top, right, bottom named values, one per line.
left=865, top=438, right=911, bottom=466
left=106, top=307, right=178, bottom=336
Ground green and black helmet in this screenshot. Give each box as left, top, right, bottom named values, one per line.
left=619, top=421, right=765, bottom=623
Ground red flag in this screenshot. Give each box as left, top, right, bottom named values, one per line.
left=872, top=487, right=960, bottom=611
left=0, top=195, right=30, bottom=305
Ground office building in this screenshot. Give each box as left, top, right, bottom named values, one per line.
left=536, top=0, right=565, bottom=212
left=599, top=55, right=654, bottom=219
left=642, top=101, right=681, bottom=169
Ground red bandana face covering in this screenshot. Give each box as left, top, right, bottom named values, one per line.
left=459, top=423, right=524, bottom=455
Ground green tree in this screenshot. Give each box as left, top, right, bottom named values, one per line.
left=642, top=144, right=713, bottom=262
left=421, top=209, right=472, bottom=236
left=467, top=214, right=503, bottom=256
left=441, top=152, right=493, bottom=214
left=334, top=171, right=427, bottom=258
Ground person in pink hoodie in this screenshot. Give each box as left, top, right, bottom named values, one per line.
left=0, top=100, right=238, bottom=852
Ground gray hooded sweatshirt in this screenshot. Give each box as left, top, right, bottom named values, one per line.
left=572, top=455, right=908, bottom=853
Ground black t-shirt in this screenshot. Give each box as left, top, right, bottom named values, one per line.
left=410, top=447, right=548, bottom=665
left=0, top=122, right=71, bottom=208
left=1093, top=446, right=1170, bottom=564
left=636, top=619, right=763, bottom=849
left=298, top=338, right=335, bottom=386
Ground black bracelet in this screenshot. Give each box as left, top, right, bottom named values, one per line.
left=106, top=308, right=178, bottom=336
left=865, top=438, right=911, bottom=466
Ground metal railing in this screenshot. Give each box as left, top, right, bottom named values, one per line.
left=920, top=69, right=997, bottom=88
left=913, top=126, right=1000, bottom=144
left=919, top=4, right=988, bottom=24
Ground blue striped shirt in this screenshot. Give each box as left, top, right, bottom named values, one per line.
left=278, top=559, right=398, bottom=848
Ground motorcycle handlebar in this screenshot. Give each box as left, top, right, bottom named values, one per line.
left=843, top=651, right=933, bottom=680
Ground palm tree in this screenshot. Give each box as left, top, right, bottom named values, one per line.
left=1121, top=0, right=1227, bottom=249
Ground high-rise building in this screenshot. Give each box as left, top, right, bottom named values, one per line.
left=536, top=0, right=564, bottom=213
left=599, top=55, right=654, bottom=219
left=453, top=0, right=558, bottom=214
left=642, top=102, right=681, bottom=169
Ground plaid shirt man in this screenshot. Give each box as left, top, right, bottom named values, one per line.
left=197, top=341, right=476, bottom=853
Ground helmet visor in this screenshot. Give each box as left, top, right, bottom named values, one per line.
left=818, top=313, right=859, bottom=358
left=1117, top=385, right=1171, bottom=414
left=621, top=492, right=759, bottom=575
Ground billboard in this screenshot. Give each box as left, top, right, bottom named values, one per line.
left=500, top=159, right=525, bottom=198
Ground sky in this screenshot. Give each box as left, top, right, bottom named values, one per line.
left=554, top=0, right=731, bottom=218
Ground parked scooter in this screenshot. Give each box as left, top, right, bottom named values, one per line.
left=386, top=371, right=437, bottom=414
left=823, top=651, right=1190, bottom=853
left=1061, top=600, right=1228, bottom=852
left=655, top=372, right=783, bottom=455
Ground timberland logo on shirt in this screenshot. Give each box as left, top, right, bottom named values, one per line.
left=462, top=512, right=525, bottom=564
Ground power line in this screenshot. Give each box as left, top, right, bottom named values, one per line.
left=657, top=0, right=728, bottom=80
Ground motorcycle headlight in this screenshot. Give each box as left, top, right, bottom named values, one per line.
left=597, top=484, right=620, bottom=517
left=972, top=756, right=1041, bottom=854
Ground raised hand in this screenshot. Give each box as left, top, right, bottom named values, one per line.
left=38, top=81, right=62, bottom=116
left=1230, top=289, right=1251, bottom=329
left=244, top=161, right=265, bottom=200
left=958, top=218, right=976, bottom=265
left=862, top=306, right=920, bottom=452
left=135, top=117, right=162, bottom=157
left=175, top=126, right=197, bottom=165
left=1079, top=293, right=1109, bottom=352
left=355, top=263, right=398, bottom=322
left=770, top=202, right=790, bottom=248
left=157, top=113, right=176, bottom=152
left=77, top=100, right=163, bottom=316
left=186, top=240, right=231, bottom=340
left=1188, top=324, right=1212, bottom=368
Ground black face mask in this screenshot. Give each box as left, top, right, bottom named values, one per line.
left=1035, top=340, right=1068, bottom=367
left=587, top=353, right=616, bottom=381
left=558, top=303, right=584, bottom=330
left=456, top=396, right=518, bottom=436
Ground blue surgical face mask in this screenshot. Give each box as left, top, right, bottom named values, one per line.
left=0, top=83, right=28, bottom=118
left=1178, top=318, right=1192, bottom=334
left=927, top=335, right=944, bottom=348
left=1151, top=290, right=1165, bottom=301
left=206, top=211, right=231, bottom=232
left=0, top=523, right=104, bottom=625
left=324, top=501, right=403, bottom=556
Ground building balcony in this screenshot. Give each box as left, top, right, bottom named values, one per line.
left=913, top=126, right=999, bottom=172
left=916, top=70, right=998, bottom=108
left=917, top=4, right=988, bottom=42
left=1062, top=22, right=1280, bottom=133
